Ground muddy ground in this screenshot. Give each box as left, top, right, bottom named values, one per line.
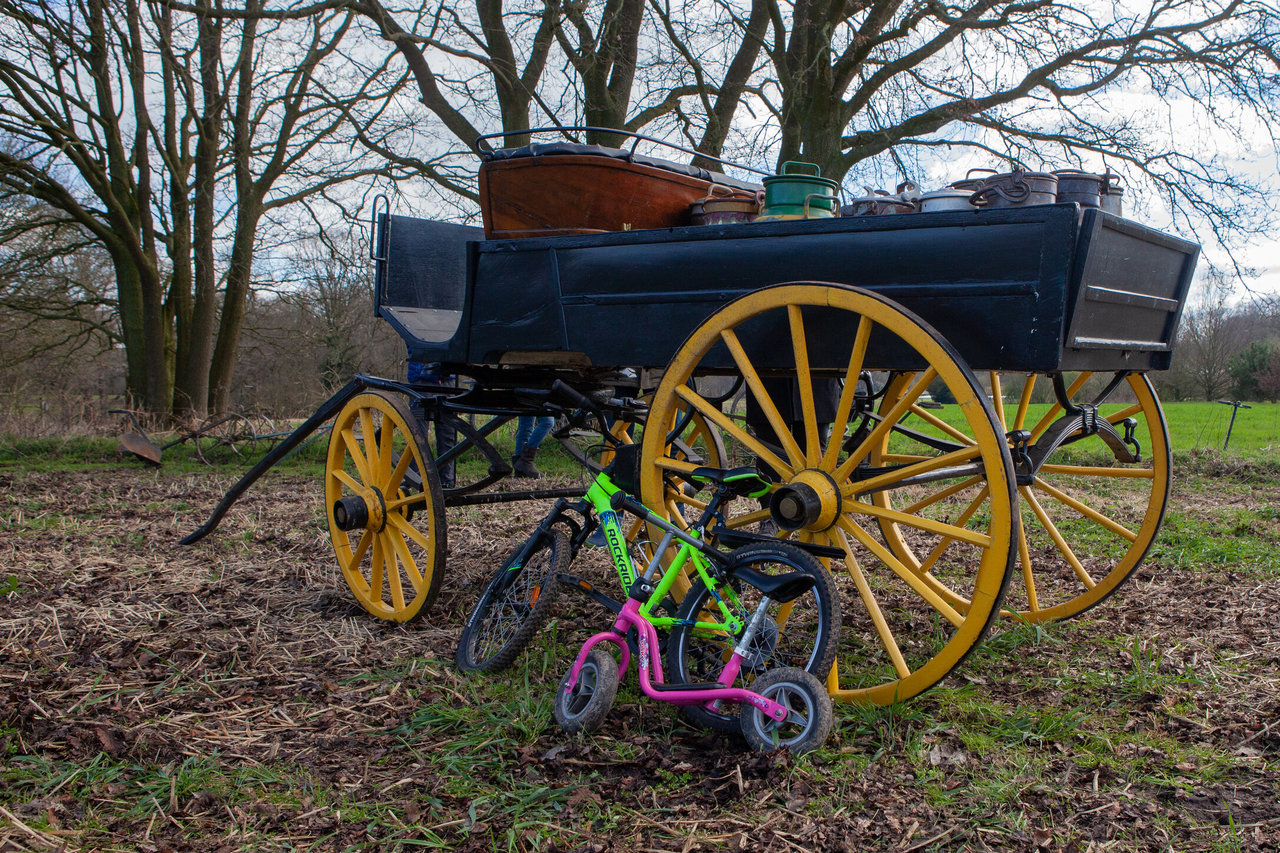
left=1, top=462, right=1277, bottom=852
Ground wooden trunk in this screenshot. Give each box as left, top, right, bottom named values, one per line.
left=479, top=154, right=745, bottom=239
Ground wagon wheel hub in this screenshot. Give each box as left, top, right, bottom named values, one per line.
left=332, top=487, right=388, bottom=533
left=769, top=469, right=840, bottom=533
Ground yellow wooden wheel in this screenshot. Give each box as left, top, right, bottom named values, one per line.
left=873, top=371, right=1170, bottom=622
left=325, top=391, right=446, bottom=622
left=641, top=283, right=1017, bottom=705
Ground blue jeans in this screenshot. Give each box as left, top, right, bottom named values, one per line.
left=514, top=416, right=554, bottom=454
left=406, top=359, right=456, bottom=487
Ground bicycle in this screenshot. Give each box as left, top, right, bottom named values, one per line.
left=456, top=382, right=840, bottom=752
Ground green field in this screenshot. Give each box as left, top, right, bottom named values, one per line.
left=883, top=399, right=1280, bottom=459
left=1161, top=400, right=1280, bottom=456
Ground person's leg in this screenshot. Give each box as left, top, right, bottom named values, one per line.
left=435, top=419, right=457, bottom=488
left=513, top=416, right=541, bottom=478
left=527, top=416, right=554, bottom=449
left=514, top=416, right=532, bottom=456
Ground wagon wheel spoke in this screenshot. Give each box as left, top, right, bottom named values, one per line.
left=325, top=391, right=446, bottom=622
left=387, top=523, right=427, bottom=596
left=836, top=367, right=938, bottom=481
left=722, top=328, right=806, bottom=472
left=359, top=409, right=380, bottom=477
left=384, top=447, right=416, bottom=497
left=340, top=428, right=374, bottom=485
left=787, top=305, right=822, bottom=466
left=1031, top=477, right=1139, bottom=541
left=330, top=467, right=363, bottom=494
left=643, top=283, right=1015, bottom=706
left=876, top=371, right=1169, bottom=624
left=674, top=384, right=791, bottom=479
left=1037, top=463, right=1156, bottom=480
left=910, top=485, right=992, bottom=579
left=383, top=534, right=406, bottom=611
left=832, top=526, right=911, bottom=678
left=1020, top=485, right=1096, bottom=589
left=819, top=316, right=872, bottom=474
left=368, top=535, right=385, bottom=604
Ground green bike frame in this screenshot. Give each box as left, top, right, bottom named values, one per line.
left=583, top=473, right=744, bottom=637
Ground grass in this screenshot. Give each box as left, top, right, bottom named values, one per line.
left=2, top=405, right=1279, bottom=851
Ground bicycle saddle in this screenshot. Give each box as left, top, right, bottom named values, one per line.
left=688, top=466, right=771, bottom=498
left=730, top=565, right=816, bottom=603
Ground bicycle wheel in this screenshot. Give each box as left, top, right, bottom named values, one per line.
left=554, top=647, right=619, bottom=735
left=739, top=667, right=833, bottom=755
left=666, top=541, right=839, bottom=734
left=455, top=528, right=569, bottom=673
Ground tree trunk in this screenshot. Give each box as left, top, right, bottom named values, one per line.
left=206, top=206, right=260, bottom=414
left=175, top=0, right=224, bottom=418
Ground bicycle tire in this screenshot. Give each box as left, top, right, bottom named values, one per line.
left=666, top=541, right=839, bottom=734
left=739, top=667, right=833, bottom=755
left=455, top=529, right=569, bottom=673
left=553, top=647, right=619, bottom=735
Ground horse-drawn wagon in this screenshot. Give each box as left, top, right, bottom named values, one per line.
left=185, top=131, right=1198, bottom=706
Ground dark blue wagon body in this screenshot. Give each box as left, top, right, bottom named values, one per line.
left=373, top=204, right=1197, bottom=376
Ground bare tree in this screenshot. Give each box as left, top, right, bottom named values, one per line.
left=1174, top=269, right=1245, bottom=400
left=746, top=1, right=1278, bottom=236
left=237, top=231, right=404, bottom=414
left=0, top=0, right=415, bottom=416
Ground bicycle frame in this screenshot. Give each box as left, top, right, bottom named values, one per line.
left=564, top=573, right=790, bottom=722
left=581, top=471, right=746, bottom=638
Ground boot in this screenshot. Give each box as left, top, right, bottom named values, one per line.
left=512, top=445, right=541, bottom=479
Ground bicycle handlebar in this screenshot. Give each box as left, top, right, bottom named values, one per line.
left=609, top=490, right=649, bottom=519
